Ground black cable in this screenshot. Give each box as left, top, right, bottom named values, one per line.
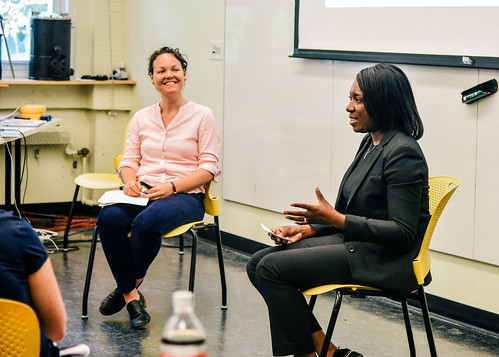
left=19, top=131, right=30, bottom=216
left=2, top=129, right=25, bottom=218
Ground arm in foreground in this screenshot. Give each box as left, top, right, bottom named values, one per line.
left=28, top=258, right=67, bottom=342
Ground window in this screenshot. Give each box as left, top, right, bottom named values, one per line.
left=1, top=0, right=55, bottom=61
left=1, top=0, right=68, bottom=78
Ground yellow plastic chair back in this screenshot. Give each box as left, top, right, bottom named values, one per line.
left=203, top=181, right=220, bottom=217
left=113, top=118, right=133, bottom=171
left=413, top=176, right=460, bottom=284
left=0, top=298, right=41, bottom=356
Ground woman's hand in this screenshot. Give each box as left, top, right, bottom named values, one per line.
left=284, top=187, right=345, bottom=229
left=123, top=181, right=142, bottom=197
left=140, top=182, right=174, bottom=200
left=120, top=167, right=141, bottom=197
left=270, top=225, right=315, bottom=245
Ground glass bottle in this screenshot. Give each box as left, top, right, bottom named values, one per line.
left=160, top=291, right=207, bottom=357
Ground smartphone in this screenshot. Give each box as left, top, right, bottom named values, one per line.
left=260, top=223, right=293, bottom=242
left=139, top=181, right=153, bottom=190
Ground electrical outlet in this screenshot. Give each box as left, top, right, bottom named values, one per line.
left=210, top=41, right=223, bottom=60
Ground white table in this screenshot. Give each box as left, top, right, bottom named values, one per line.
left=1, top=118, right=61, bottom=209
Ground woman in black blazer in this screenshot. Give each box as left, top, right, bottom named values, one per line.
left=247, top=64, right=430, bottom=357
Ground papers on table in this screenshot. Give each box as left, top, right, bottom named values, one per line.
left=1, top=119, right=45, bottom=127
left=98, top=190, right=149, bottom=207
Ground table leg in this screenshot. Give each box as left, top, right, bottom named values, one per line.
left=14, top=139, right=21, bottom=206
left=4, top=141, right=12, bottom=209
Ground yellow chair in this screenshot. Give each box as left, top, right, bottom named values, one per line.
left=0, top=298, right=41, bottom=356
left=61, top=120, right=132, bottom=251
left=301, top=176, right=460, bottom=357
left=80, top=122, right=227, bottom=317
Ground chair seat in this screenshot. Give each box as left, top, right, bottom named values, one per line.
left=126, top=220, right=206, bottom=239
left=301, top=284, right=381, bottom=296
left=75, top=173, right=123, bottom=189
left=162, top=220, right=206, bottom=238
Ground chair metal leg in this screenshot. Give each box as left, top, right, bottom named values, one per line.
left=320, top=290, right=343, bottom=357
left=213, top=217, right=228, bottom=309
left=418, top=286, right=438, bottom=357
left=401, top=299, right=416, bottom=357
left=179, top=234, right=184, bottom=255
left=188, top=229, right=198, bottom=292
left=81, top=226, right=98, bottom=319
left=63, top=185, right=80, bottom=251
left=309, top=295, right=318, bottom=311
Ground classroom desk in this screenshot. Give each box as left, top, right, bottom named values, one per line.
left=0, top=118, right=61, bottom=210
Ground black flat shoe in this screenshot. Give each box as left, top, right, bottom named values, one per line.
left=126, top=299, right=151, bottom=329
left=99, top=288, right=145, bottom=316
left=334, top=348, right=363, bottom=357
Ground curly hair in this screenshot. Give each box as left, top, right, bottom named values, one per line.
left=148, top=47, right=188, bottom=75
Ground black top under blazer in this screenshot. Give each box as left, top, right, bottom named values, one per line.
left=312, top=130, right=430, bottom=295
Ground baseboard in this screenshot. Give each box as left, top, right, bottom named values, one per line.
left=416, top=294, right=499, bottom=334
left=202, top=231, right=499, bottom=335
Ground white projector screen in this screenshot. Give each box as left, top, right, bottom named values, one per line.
left=293, top=0, right=499, bottom=69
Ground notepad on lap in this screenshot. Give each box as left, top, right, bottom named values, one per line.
left=98, top=190, right=149, bottom=206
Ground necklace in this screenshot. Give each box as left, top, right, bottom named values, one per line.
left=363, top=142, right=377, bottom=159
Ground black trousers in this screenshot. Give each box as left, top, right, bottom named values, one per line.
left=246, top=234, right=353, bottom=356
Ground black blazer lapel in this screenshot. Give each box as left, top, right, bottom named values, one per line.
left=336, top=131, right=399, bottom=211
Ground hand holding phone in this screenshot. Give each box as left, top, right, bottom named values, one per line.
left=139, top=181, right=153, bottom=189
left=260, top=223, right=293, bottom=242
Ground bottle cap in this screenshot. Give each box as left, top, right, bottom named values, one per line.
left=172, top=290, right=193, bottom=309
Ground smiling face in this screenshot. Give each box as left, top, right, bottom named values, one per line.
left=150, top=53, right=186, bottom=95
left=346, top=79, right=375, bottom=134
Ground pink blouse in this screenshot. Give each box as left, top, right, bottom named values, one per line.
left=118, top=101, right=221, bottom=194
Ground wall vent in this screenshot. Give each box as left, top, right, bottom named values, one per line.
left=24, top=131, right=71, bottom=145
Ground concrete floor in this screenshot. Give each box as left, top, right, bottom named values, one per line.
left=47, top=229, right=498, bottom=357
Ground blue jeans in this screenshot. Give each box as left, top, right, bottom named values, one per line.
left=97, top=193, right=204, bottom=293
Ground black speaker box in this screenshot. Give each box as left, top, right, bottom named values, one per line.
left=29, top=16, right=71, bottom=80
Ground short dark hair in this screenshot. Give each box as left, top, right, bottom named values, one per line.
left=356, top=63, right=424, bottom=140
left=148, top=47, right=188, bottom=75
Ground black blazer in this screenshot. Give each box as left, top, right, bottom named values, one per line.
left=312, top=130, right=430, bottom=295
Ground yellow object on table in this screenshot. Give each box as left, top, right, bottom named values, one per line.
left=19, top=104, right=46, bottom=120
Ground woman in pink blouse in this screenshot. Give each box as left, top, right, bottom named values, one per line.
left=96, top=47, right=221, bottom=329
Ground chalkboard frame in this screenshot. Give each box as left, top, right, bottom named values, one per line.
left=291, top=0, right=499, bottom=70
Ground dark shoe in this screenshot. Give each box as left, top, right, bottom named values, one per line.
left=99, top=288, right=145, bottom=316
left=334, top=348, right=363, bottom=357
left=126, top=299, right=151, bottom=329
